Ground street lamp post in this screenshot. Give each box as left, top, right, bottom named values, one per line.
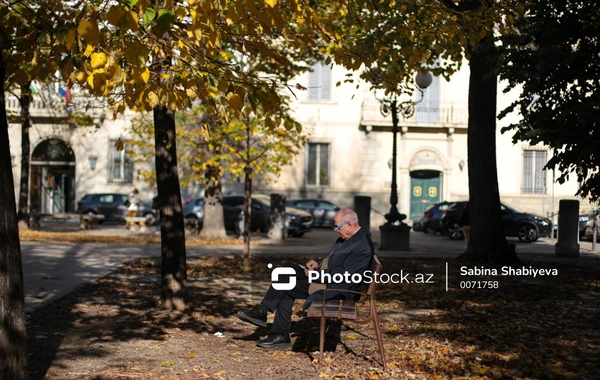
left=377, top=72, right=432, bottom=250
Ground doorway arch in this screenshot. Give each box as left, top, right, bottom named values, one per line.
left=30, top=138, right=76, bottom=214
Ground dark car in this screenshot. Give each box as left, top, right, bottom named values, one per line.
left=411, top=216, right=424, bottom=232
left=76, top=193, right=157, bottom=224
left=421, top=201, right=454, bottom=234
left=285, top=199, right=340, bottom=227
left=579, top=209, right=600, bottom=238
left=182, top=197, right=242, bottom=232
left=439, top=201, right=469, bottom=240
left=440, top=201, right=552, bottom=242
left=224, top=194, right=313, bottom=237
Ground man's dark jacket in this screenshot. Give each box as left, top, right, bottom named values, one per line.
left=303, top=227, right=375, bottom=309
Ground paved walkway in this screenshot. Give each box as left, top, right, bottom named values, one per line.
left=21, top=219, right=600, bottom=311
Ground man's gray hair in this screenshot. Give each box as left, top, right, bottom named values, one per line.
left=338, top=208, right=359, bottom=224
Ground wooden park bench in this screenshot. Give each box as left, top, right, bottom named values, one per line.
left=306, top=255, right=386, bottom=370
left=29, top=213, right=52, bottom=228
left=79, top=214, right=105, bottom=229
left=29, top=212, right=105, bottom=229
left=125, top=216, right=151, bottom=233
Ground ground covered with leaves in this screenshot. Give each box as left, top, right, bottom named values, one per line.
left=27, top=256, right=599, bottom=380
left=19, top=229, right=244, bottom=246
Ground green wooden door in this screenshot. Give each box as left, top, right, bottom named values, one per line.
left=410, top=173, right=441, bottom=220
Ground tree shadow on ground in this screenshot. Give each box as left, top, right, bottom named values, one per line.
left=26, top=256, right=600, bottom=379
left=376, top=258, right=600, bottom=378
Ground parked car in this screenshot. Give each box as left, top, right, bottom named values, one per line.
left=579, top=209, right=600, bottom=238
left=182, top=197, right=242, bottom=232
left=285, top=199, right=340, bottom=227
left=76, top=193, right=157, bottom=224
left=411, top=216, right=424, bottom=232
left=421, top=201, right=454, bottom=234
left=440, top=201, right=552, bottom=243
left=224, top=194, right=313, bottom=237
left=583, top=215, right=600, bottom=240
left=183, top=197, right=205, bottom=220
left=439, top=201, right=469, bottom=240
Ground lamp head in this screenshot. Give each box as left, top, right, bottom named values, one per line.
left=415, top=72, right=433, bottom=89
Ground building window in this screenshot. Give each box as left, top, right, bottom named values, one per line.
left=522, top=150, right=547, bottom=194
left=307, top=143, right=330, bottom=187
left=108, top=139, right=134, bottom=183
left=415, top=74, right=440, bottom=123
left=308, top=62, right=332, bottom=102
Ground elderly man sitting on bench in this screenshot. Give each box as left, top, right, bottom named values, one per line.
left=237, top=208, right=374, bottom=348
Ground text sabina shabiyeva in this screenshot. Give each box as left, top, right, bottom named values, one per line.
left=460, top=266, right=558, bottom=278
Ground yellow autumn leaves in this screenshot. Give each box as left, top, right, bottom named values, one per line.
left=106, top=6, right=139, bottom=32
left=77, top=19, right=100, bottom=46
left=75, top=50, right=125, bottom=97
left=90, top=53, right=107, bottom=69
left=227, top=93, right=244, bottom=112
left=7, top=0, right=319, bottom=122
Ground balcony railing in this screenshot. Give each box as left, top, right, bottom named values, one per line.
left=5, top=89, right=105, bottom=125
left=360, top=98, right=469, bottom=128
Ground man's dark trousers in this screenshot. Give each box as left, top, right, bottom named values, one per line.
left=261, top=264, right=310, bottom=335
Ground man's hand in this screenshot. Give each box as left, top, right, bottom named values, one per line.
left=306, top=260, right=318, bottom=270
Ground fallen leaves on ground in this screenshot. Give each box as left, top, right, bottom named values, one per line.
left=19, top=229, right=244, bottom=246
left=26, top=256, right=600, bottom=379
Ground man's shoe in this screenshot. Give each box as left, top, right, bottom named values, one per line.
left=237, top=306, right=267, bottom=328
left=256, top=334, right=292, bottom=348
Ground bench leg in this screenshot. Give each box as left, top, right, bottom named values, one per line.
left=130, top=222, right=140, bottom=232
left=372, top=312, right=387, bottom=370
left=139, top=222, right=148, bottom=233
left=80, top=218, right=87, bottom=230
left=319, top=317, right=326, bottom=365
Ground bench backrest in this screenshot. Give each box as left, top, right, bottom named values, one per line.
left=365, top=255, right=382, bottom=298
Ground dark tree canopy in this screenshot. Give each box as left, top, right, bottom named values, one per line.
left=499, top=0, right=600, bottom=201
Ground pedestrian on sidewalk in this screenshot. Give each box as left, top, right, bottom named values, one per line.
left=126, top=188, right=140, bottom=228
left=236, top=208, right=375, bottom=348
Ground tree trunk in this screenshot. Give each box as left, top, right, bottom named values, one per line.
left=459, top=37, right=520, bottom=265
left=154, top=105, right=189, bottom=310
left=242, top=166, right=252, bottom=272
left=198, top=165, right=227, bottom=240
left=267, top=193, right=287, bottom=240
left=0, top=55, right=29, bottom=380
left=17, top=83, right=31, bottom=230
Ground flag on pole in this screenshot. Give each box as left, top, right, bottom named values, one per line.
left=59, top=86, right=72, bottom=112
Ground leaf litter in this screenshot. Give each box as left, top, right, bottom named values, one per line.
left=26, top=256, right=600, bottom=379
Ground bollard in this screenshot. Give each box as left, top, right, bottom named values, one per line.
left=593, top=215, right=598, bottom=252
left=555, top=199, right=580, bottom=257
left=354, top=196, right=371, bottom=232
